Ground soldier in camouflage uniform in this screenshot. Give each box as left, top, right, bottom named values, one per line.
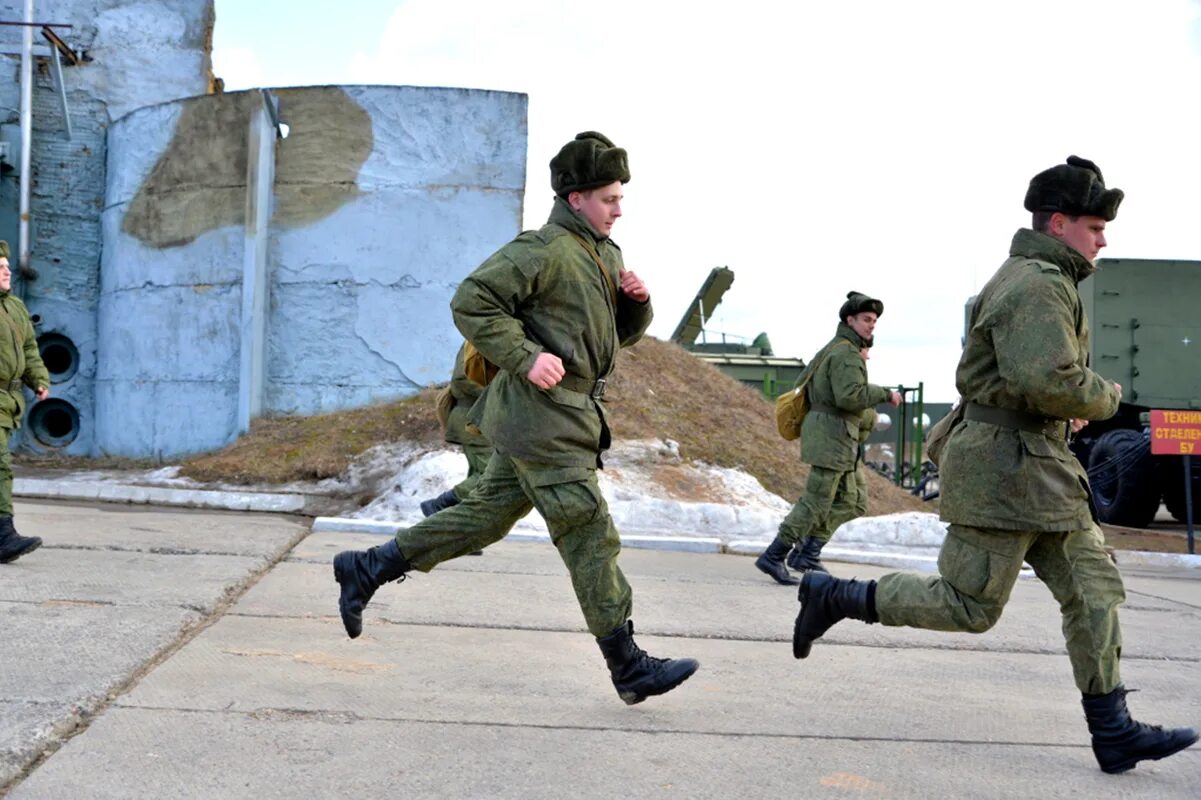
left=418, top=342, right=494, bottom=518
left=791, top=156, right=1198, bottom=773
left=334, top=132, right=698, bottom=705
left=0, top=241, right=50, bottom=564
left=755, top=293, right=901, bottom=585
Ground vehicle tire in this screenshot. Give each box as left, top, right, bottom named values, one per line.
left=1087, top=429, right=1160, bottom=528
left=1161, top=456, right=1201, bottom=524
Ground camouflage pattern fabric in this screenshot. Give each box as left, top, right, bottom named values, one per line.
left=777, top=465, right=858, bottom=547
left=451, top=197, right=652, bottom=468
left=395, top=451, right=632, bottom=636
left=875, top=523, right=1124, bottom=694
left=451, top=439, right=493, bottom=502
left=444, top=343, right=488, bottom=447
left=791, top=408, right=878, bottom=545
left=0, top=292, right=48, bottom=430
left=0, top=428, right=11, bottom=515
left=940, top=229, right=1120, bottom=531
left=800, top=324, right=892, bottom=471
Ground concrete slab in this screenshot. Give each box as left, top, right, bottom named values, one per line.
left=7, top=505, right=1200, bottom=798
left=0, top=500, right=307, bottom=790
left=7, top=707, right=1196, bottom=799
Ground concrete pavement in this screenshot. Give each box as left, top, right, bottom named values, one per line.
left=3, top=499, right=1199, bottom=798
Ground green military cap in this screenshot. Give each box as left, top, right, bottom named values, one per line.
left=1024, top=155, right=1123, bottom=221
left=840, top=290, right=883, bottom=320
left=550, top=131, right=630, bottom=197
left=0, top=240, right=8, bottom=259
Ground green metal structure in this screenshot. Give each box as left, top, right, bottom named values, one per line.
left=671, top=267, right=806, bottom=397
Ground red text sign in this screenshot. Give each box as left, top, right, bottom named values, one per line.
left=1150, top=410, right=1201, bottom=455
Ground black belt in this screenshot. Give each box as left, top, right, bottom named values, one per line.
left=4, top=379, right=21, bottom=392
left=557, top=374, right=607, bottom=400
left=810, top=403, right=861, bottom=423
left=965, top=402, right=1066, bottom=438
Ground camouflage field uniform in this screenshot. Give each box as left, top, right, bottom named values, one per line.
left=874, top=229, right=1124, bottom=693
left=443, top=343, right=493, bottom=502
left=0, top=291, right=48, bottom=516
left=778, top=325, right=891, bottom=547
left=392, top=197, right=652, bottom=637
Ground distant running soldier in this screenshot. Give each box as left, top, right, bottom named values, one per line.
left=754, top=292, right=900, bottom=585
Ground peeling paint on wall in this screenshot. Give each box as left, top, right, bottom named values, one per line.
left=122, top=87, right=373, bottom=248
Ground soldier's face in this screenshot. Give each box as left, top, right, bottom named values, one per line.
left=1054, top=213, right=1108, bottom=263
left=0, top=258, right=9, bottom=292
left=847, top=311, right=877, bottom=340
left=570, top=182, right=623, bottom=236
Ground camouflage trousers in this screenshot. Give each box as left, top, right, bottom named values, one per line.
left=875, top=523, right=1125, bottom=694
left=0, top=427, right=10, bottom=516
left=395, top=450, right=632, bottom=637
left=778, top=464, right=864, bottom=546
left=450, top=440, right=494, bottom=502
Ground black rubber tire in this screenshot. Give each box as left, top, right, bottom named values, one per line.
left=1087, top=429, right=1160, bottom=528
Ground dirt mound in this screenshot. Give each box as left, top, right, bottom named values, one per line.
left=180, top=337, right=928, bottom=516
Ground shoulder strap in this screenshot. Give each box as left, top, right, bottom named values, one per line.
left=567, top=231, right=619, bottom=306
left=799, top=339, right=856, bottom=391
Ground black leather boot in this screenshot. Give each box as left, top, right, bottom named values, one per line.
left=332, top=539, right=411, bottom=638
left=420, top=489, right=461, bottom=518
left=1081, top=686, right=1199, bottom=773
left=0, top=516, right=41, bottom=564
left=793, top=572, right=877, bottom=659
left=754, top=537, right=799, bottom=585
left=786, top=536, right=830, bottom=573
left=596, top=621, right=700, bottom=705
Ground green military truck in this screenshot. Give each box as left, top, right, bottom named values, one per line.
left=964, top=258, right=1201, bottom=527
left=1071, top=258, right=1201, bottom=527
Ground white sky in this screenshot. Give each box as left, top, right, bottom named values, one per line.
left=213, top=0, right=1201, bottom=400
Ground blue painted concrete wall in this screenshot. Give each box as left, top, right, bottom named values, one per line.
left=98, top=85, right=527, bottom=457
left=0, top=0, right=215, bottom=455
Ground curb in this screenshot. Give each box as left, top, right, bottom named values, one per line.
left=310, top=516, right=724, bottom=553
left=14, top=478, right=308, bottom=514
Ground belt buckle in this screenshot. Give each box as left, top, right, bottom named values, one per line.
left=591, top=378, right=606, bottom=400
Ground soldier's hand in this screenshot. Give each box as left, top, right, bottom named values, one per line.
left=526, top=352, right=565, bottom=389
left=1113, top=381, right=1123, bottom=399
left=619, top=270, right=649, bottom=302
left=35, top=386, right=49, bottom=401
left=889, top=390, right=902, bottom=407
left=1070, top=418, right=1088, bottom=433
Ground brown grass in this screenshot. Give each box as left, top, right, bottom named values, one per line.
left=177, top=336, right=927, bottom=515
left=180, top=392, right=443, bottom=484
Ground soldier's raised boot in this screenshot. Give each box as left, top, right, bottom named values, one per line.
left=420, top=489, right=460, bottom=517
left=754, top=537, right=799, bottom=585
left=1081, top=686, right=1199, bottom=773
left=786, top=536, right=830, bottom=573
left=0, top=516, right=41, bottom=564
left=333, top=539, right=411, bottom=638
left=793, top=572, right=877, bottom=659
left=597, top=620, right=699, bottom=705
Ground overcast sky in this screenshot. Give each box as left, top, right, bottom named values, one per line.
left=212, top=0, right=1201, bottom=401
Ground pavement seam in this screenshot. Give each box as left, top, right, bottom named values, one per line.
left=0, top=523, right=311, bottom=796
left=215, top=612, right=1201, bottom=664
left=91, top=703, right=1116, bottom=751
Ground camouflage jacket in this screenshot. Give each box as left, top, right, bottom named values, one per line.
left=800, top=323, right=892, bottom=471
left=445, top=343, right=489, bottom=447
left=0, top=292, right=48, bottom=430
left=451, top=197, right=652, bottom=467
left=940, top=228, right=1120, bottom=531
